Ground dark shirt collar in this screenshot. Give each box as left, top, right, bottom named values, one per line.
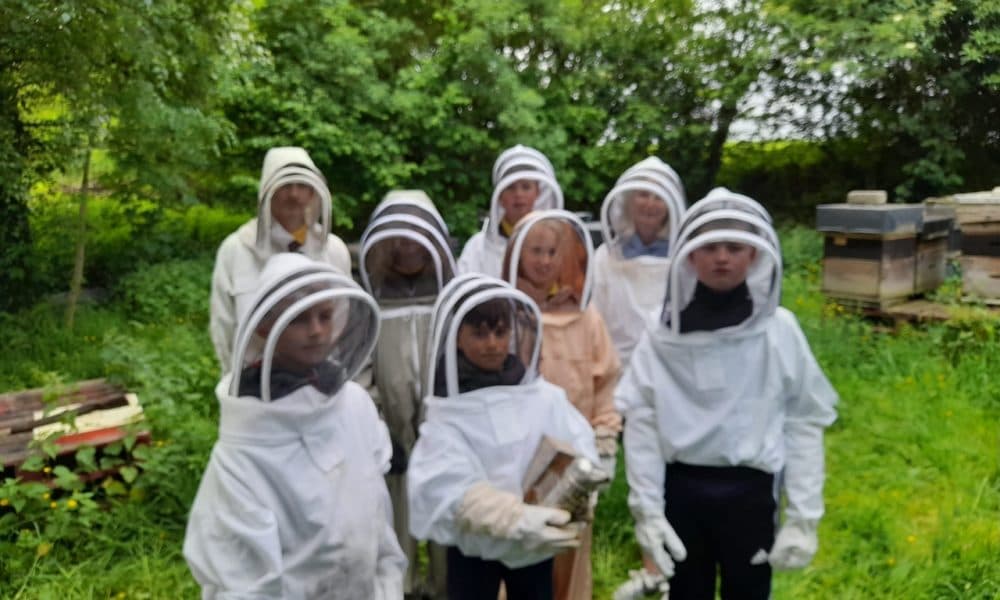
left=678, top=281, right=753, bottom=333
left=434, top=352, right=526, bottom=396
left=238, top=360, right=345, bottom=401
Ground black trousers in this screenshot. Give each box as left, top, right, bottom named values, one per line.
left=445, top=546, right=553, bottom=600
left=664, top=462, right=777, bottom=600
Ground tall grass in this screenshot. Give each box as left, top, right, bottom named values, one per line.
left=1, top=228, right=998, bottom=598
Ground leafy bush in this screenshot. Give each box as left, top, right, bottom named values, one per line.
left=114, top=258, right=214, bottom=324
left=26, top=182, right=249, bottom=297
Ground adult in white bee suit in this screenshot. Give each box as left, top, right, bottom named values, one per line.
left=359, top=189, right=455, bottom=598
left=210, top=146, right=352, bottom=372
left=591, top=157, right=687, bottom=373
left=185, top=253, right=405, bottom=599
left=502, top=210, right=621, bottom=600
left=408, top=275, right=599, bottom=599
left=618, top=204, right=838, bottom=599
left=457, top=145, right=563, bottom=277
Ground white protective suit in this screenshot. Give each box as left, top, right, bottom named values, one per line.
left=591, top=158, right=687, bottom=370
left=210, top=147, right=351, bottom=372
left=457, top=146, right=563, bottom=277
left=408, top=276, right=599, bottom=568
left=186, top=254, right=405, bottom=599
left=619, top=208, right=838, bottom=563
left=359, top=190, right=455, bottom=596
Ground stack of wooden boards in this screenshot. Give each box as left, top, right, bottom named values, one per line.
left=0, top=379, right=146, bottom=479
left=817, top=191, right=955, bottom=308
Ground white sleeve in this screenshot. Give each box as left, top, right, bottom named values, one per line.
left=781, top=312, right=838, bottom=522
left=456, top=233, right=484, bottom=275
left=407, top=422, right=484, bottom=546
left=183, top=455, right=283, bottom=599
left=209, top=242, right=237, bottom=374
left=620, top=345, right=667, bottom=521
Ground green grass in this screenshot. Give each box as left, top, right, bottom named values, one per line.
left=2, top=228, right=999, bottom=598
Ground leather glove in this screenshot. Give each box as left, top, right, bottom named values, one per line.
left=768, top=518, right=818, bottom=570
left=612, top=568, right=669, bottom=600
left=635, top=515, right=687, bottom=578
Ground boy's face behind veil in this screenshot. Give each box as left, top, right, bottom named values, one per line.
left=266, top=299, right=340, bottom=374
left=456, top=321, right=512, bottom=372
left=499, top=179, right=540, bottom=226
left=688, top=242, right=756, bottom=292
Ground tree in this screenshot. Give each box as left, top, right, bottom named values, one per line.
left=0, top=0, right=234, bottom=316
left=766, top=0, right=1000, bottom=200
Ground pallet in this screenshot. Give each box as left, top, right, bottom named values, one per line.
left=0, top=379, right=147, bottom=478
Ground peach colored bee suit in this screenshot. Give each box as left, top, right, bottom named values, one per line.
left=504, top=210, right=622, bottom=600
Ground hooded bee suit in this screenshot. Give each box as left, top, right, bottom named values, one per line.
left=359, top=190, right=456, bottom=597
left=504, top=210, right=622, bottom=600
left=457, top=145, right=564, bottom=277
left=618, top=207, right=838, bottom=599
left=591, top=157, right=687, bottom=373
left=210, top=147, right=352, bottom=372
left=185, top=253, right=405, bottom=599
left=407, top=276, right=599, bottom=596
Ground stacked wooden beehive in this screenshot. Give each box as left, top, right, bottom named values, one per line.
left=817, top=190, right=955, bottom=307
left=927, top=188, right=1000, bottom=300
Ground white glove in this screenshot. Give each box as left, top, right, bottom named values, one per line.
left=457, top=482, right=580, bottom=553
left=635, top=515, right=687, bottom=578
left=595, top=427, right=618, bottom=491
left=768, top=518, right=818, bottom=570
left=612, top=568, right=669, bottom=600
left=515, top=504, right=580, bottom=552
left=373, top=573, right=403, bottom=600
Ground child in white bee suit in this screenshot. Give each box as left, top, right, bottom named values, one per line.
left=618, top=190, right=838, bottom=600
left=407, top=275, right=600, bottom=600
left=185, top=253, right=405, bottom=599
left=359, top=190, right=456, bottom=598
left=503, top=210, right=622, bottom=600
left=210, top=146, right=351, bottom=372
left=457, top=145, right=563, bottom=277
left=590, top=158, right=687, bottom=600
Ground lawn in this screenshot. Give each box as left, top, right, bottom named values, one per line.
left=1, top=227, right=998, bottom=599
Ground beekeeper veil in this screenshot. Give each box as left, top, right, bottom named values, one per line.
left=425, top=275, right=542, bottom=398
left=502, top=210, right=594, bottom=311
left=661, top=205, right=782, bottom=335
left=255, top=147, right=333, bottom=256
left=229, top=253, right=380, bottom=402
left=487, top=147, right=563, bottom=242
left=601, top=159, right=686, bottom=260
left=360, top=190, right=456, bottom=303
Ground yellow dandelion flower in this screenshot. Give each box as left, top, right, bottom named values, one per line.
left=0, top=498, right=9, bottom=507
left=43, top=466, right=52, bottom=474
left=116, top=592, right=126, bottom=600
left=906, top=535, right=917, bottom=544
left=156, top=440, right=165, bottom=448
left=66, top=499, right=78, bottom=510
left=42, top=492, right=50, bottom=500
left=887, top=557, right=896, bottom=566
left=50, top=501, right=58, bottom=509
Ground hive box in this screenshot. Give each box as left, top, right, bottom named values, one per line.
left=915, top=214, right=953, bottom=293
left=928, top=190, right=1000, bottom=299
left=817, top=204, right=924, bottom=306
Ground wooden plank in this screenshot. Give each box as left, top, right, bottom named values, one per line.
left=823, top=257, right=882, bottom=298
left=915, top=238, right=948, bottom=293
left=961, top=255, right=1000, bottom=299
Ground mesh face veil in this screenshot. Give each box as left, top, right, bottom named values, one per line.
left=424, top=275, right=542, bottom=398
left=600, top=165, right=686, bottom=260
left=229, top=254, right=380, bottom=402
left=255, top=148, right=332, bottom=256
left=359, top=191, right=456, bottom=302
left=488, top=168, right=564, bottom=241
left=502, top=210, right=595, bottom=311
left=660, top=208, right=782, bottom=335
